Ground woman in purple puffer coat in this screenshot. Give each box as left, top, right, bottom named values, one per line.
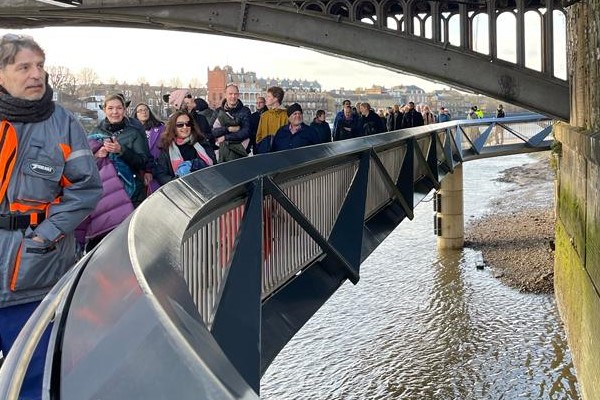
left=75, top=138, right=134, bottom=252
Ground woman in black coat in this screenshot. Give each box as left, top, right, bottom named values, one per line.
left=154, top=110, right=217, bottom=186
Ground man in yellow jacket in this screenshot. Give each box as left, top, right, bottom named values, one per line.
left=254, top=86, right=289, bottom=153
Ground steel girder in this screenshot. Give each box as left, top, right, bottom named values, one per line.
left=0, top=0, right=569, bottom=120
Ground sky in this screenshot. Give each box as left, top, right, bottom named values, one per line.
left=0, top=16, right=566, bottom=91
left=0, top=26, right=449, bottom=92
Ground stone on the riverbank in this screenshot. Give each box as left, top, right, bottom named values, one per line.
left=465, top=157, right=555, bottom=294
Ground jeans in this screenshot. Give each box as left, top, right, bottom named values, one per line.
left=0, top=301, right=51, bottom=400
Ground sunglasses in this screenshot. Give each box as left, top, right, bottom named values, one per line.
left=176, top=121, right=192, bottom=128
left=1, top=33, right=32, bottom=43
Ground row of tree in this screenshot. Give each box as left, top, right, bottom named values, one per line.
left=46, top=65, right=204, bottom=98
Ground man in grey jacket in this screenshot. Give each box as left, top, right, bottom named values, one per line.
left=0, top=33, right=102, bottom=399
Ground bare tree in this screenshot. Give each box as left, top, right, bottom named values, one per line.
left=169, top=77, right=182, bottom=88
left=76, top=67, right=99, bottom=97
left=189, top=78, right=203, bottom=88
left=46, top=65, right=76, bottom=94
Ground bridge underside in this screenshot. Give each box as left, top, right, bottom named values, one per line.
left=0, top=0, right=569, bottom=120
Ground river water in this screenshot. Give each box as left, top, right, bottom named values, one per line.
left=261, top=154, right=581, bottom=399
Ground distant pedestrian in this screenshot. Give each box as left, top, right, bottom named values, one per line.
left=133, top=102, right=164, bottom=193
left=182, top=96, right=212, bottom=141
left=496, top=104, right=505, bottom=119
left=377, top=109, right=388, bottom=131
left=311, top=109, right=332, bottom=143
left=470, top=105, right=484, bottom=119
left=212, top=84, right=252, bottom=162
left=401, top=101, right=424, bottom=128
left=334, top=105, right=361, bottom=141
left=467, top=105, right=478, bottom=119
left=387, top=104, right=403, bottom=131
left=163, top=88, right=192, bottom=115
left=270, top=103, right=320, bottom=152
left=494, top=104, right=505, bottom=144
left=333, top=99, right=352, bottom=134
left=438, top=107, right=451, bottom=122
left=249, top=96, right=267, bottom=153
left=466, top=106, right=482, bottom=141
left=254, top=86, right=288, bottom=153
left=359, top=102, right=386, bottom=135
left=422, top=105, right=435, bottom=125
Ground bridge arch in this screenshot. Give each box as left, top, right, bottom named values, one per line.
left=0, top=0, right=570, bottom=119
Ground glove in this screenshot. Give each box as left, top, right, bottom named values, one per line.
left=176, top=161, right=192, bottom=177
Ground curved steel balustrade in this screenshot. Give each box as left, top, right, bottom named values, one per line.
left=0, top=115, right=553, bottom=399
left=0, top=1, right=569, bottom=119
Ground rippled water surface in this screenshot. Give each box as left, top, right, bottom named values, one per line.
left=261, top=154, right=580, bottom=399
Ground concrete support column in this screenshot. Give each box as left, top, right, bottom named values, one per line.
left=435, top=165, right=464, bottom=249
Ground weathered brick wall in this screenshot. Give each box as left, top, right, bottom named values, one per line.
left=554, top=126, right=600, bottom=400
left=568, top=0, right=600, bottom=129
left=554, top=2, right=600, bottom=398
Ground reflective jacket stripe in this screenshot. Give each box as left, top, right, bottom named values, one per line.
left=59, top=143, right=74, bottom=187
left=0, top=120, right=18, bottom=203
left=10, top=202, right=49, bottom=213
left=9, top=242, right=23, bottom=291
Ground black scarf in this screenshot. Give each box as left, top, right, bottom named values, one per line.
left=101, top=118, right=127, bottom=133
left=0, top=84, right=55, bottom=123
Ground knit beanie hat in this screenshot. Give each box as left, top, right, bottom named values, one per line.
left=163, top=89, right=191, bottom=110
left=194, top=98, right=209, bottom=111
left=287, top=102, right=302, bottom=117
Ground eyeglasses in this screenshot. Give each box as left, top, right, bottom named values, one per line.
left=136, top=108, right=149, bottom=113
left=176, top=121, right=192, bottom=128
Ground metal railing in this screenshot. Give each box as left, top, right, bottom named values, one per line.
left=177, top=115, right=554, bottom=328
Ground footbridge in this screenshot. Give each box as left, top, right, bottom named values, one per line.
left=0, top=0, right=569, bottom=119
left=0, top=115, right=555, bottom=399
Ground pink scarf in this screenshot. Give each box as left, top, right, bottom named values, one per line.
left=169, top=137, right=213, bottom=173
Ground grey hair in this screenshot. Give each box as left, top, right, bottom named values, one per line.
left=0, top=34, right=45, bottom=69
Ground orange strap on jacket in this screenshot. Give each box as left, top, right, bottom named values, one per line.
left=0, top=120, right=18, bottom=204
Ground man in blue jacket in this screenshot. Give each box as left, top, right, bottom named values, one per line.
left=270, top=103, right=320, bottom=152
left=332, top=99, right=351, bottom=135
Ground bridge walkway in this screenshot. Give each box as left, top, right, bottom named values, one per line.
left=0, top=115, right=554, bottom=399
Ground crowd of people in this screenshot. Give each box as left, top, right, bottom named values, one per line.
left=0, top=32, right=510, bottom=400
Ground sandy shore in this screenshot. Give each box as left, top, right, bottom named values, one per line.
left=464, top=155, right=556, bottom=294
